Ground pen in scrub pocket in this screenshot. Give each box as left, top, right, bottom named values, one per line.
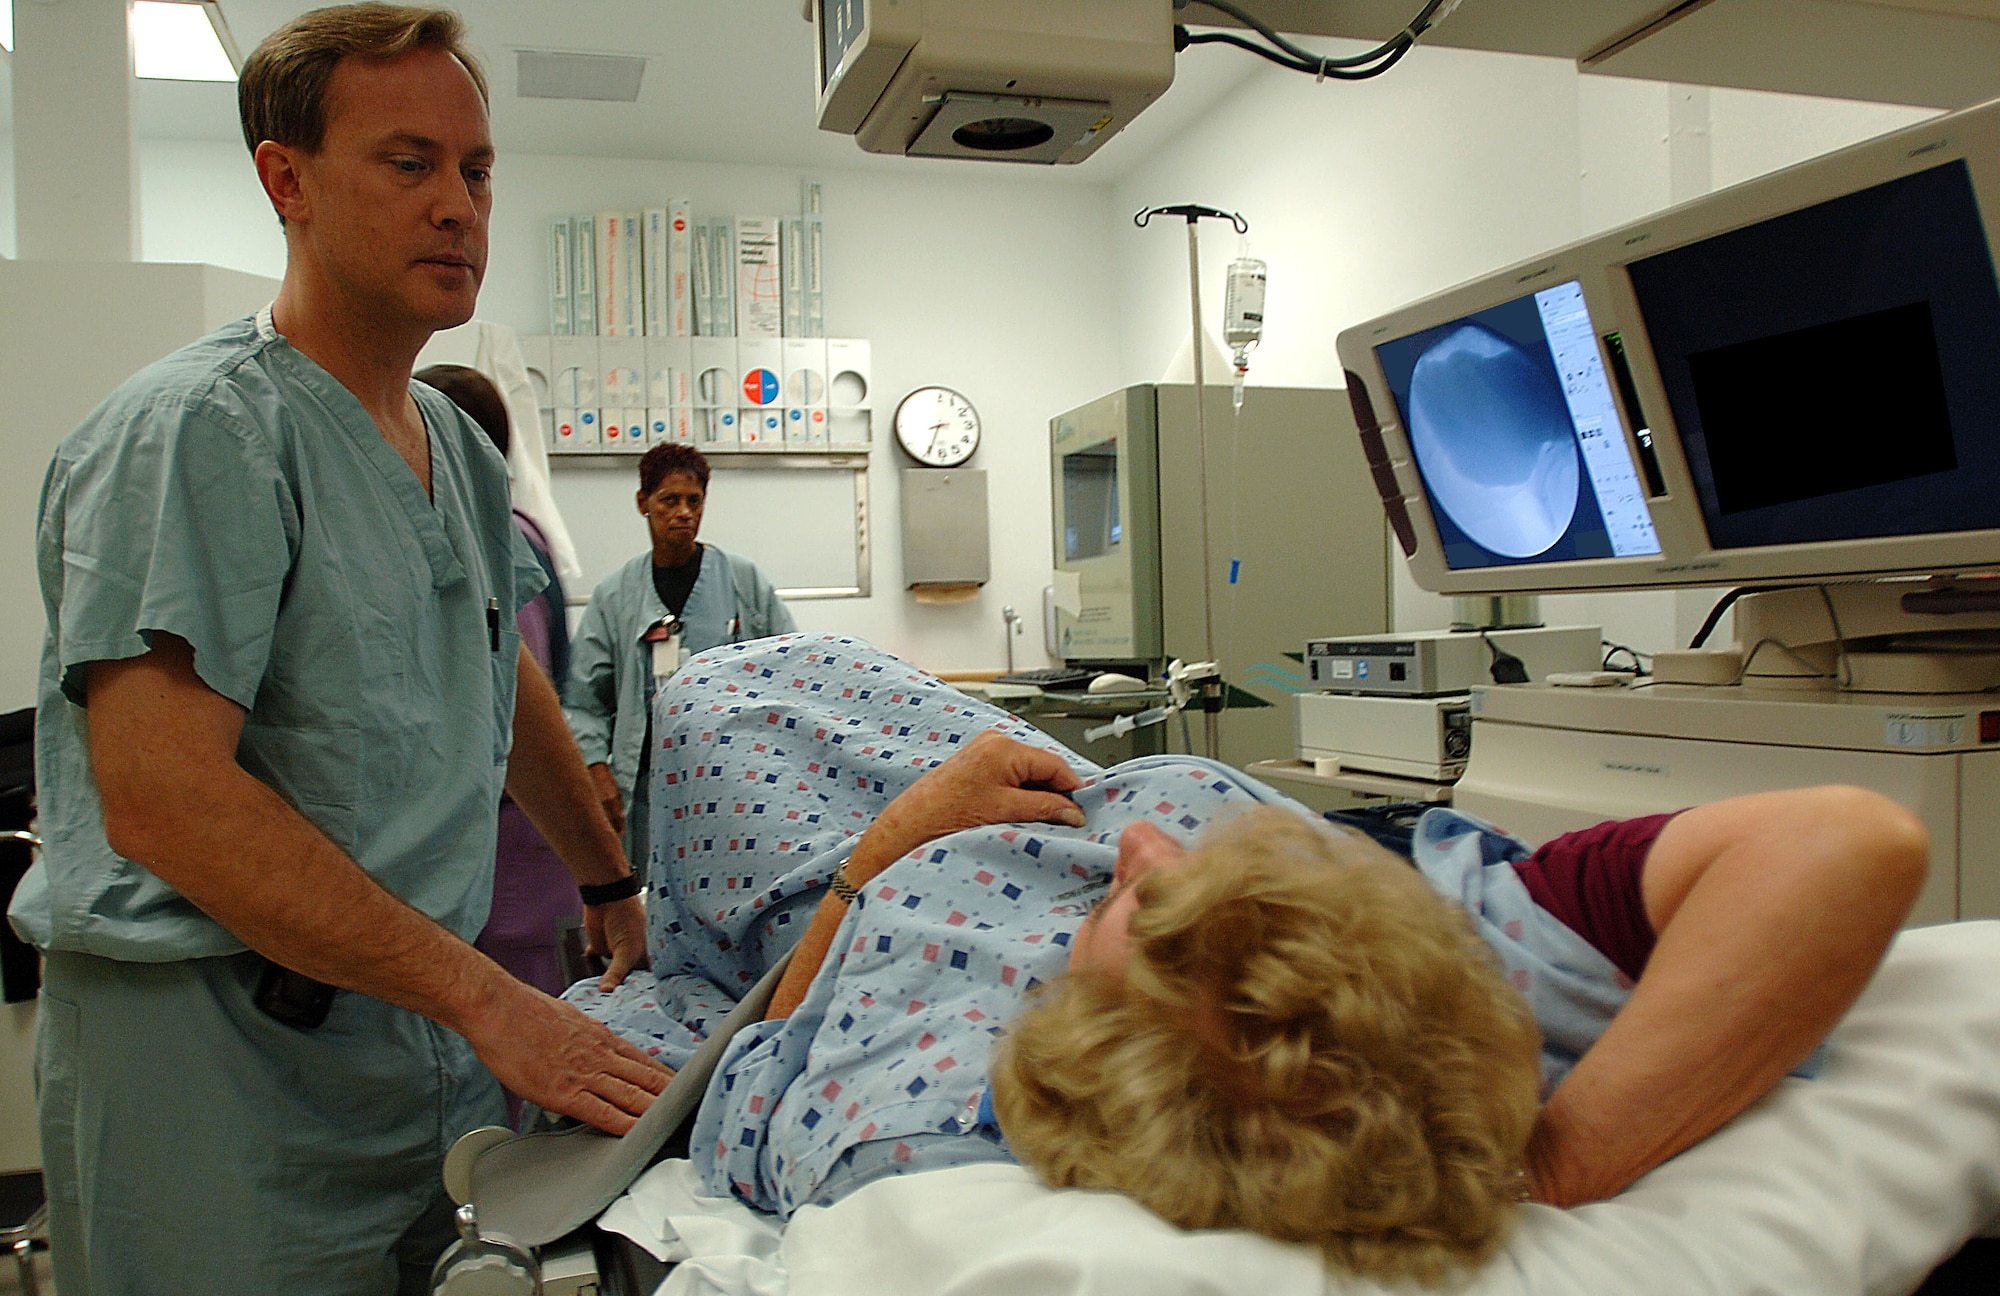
left=487, top=597, right=500, bottom=652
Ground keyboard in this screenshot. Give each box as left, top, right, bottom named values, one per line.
left=989, top=667, right=1101, bottom=691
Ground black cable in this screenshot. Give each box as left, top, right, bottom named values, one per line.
left=1688, top=584, right=1805, bottom=650
left=1688, top=588, right=1747, bottom=650
left=1601, top=642, right=1649, bottom=676
left=1178, top=28, right=1406, bottom=80
left=1186, top=0, right=1448, bottom=70
left=1480, top=632, right=1530, bottom=684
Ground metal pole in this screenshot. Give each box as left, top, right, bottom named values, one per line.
left=1134, top=204, right=1246, bottom=765
left=1185, top=222, right=1218, bottom=673
left=1185, top=223, right=1224, bottom=760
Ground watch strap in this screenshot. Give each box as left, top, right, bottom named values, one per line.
left=578, top=874, right=642, bottom=906
left=829, top=866, right=860, bottom=904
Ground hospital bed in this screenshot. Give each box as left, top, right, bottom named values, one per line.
left=460, top=918, right=2000, bottom=1296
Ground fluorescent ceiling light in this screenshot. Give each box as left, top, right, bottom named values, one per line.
left=2, top=1, right=13, bottom=56
left=133, top=1, right=239, bottom=82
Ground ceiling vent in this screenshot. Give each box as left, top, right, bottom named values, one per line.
left=516, top=50, right=648, bottom=103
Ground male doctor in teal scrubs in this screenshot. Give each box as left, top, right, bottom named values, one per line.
left=9, top=7, right=669, bottom=1293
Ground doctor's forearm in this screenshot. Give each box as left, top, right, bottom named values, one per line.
left=94, top=742, right=503, bottom=1029
left=506, top=644, right=631, bottom=885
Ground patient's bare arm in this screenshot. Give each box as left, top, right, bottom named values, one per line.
left=1526, top=785, right=1928, bottom=1207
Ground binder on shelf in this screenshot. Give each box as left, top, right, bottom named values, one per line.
left=548, top=221, right=573, bottom=336
left=518, top=334, right=555, bottom=450
left=782, top=338, right=829, bottom=447
left=600, top=409, right=637, bottom=453
left=553, top=409, right=580, bottom=453
left=644, top=336, right=691, bottom=412
left=596, top=211, right=642, bottom=338
left=803, top=213, right=825, bottom=336
left=735, top=216, right=783, bottom=340
left=708, top=218, right=736, bottom=337
left=569, top=216, right=598, bottom=336
left=550, top=336, right=599, bottom=452
left=652, top=334, right=695, bottom=446
left=668, top=199, right=693, bottom=337
left=690, top=220, right=712, bottom=337
left=598, top=335, right=644, bottom=459
left=642, top=207, right=668, bottom=338
left=692, top=336, right=738, bottom=449
left=781, top=217, right=805, bottom=339
left=736, top=337, right=782, bottom=447
left=826, top=338, right=871, bottom=448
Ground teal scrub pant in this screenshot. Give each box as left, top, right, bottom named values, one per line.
left=35, top=948, right=505, bottom=1296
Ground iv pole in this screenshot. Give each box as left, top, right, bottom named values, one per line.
left=1134, top=203, right=1247, bottom=761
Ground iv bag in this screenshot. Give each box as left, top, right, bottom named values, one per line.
left=1223, top=257, right=1267, bottom=350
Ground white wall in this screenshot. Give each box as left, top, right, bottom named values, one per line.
left=112, top=144, right=1125, bottom=674
left=1109, top=42, right=1936, bottom=660
left=137, top=137, right=287, bottom=279
left=12, top=54, right=1943, bottom=677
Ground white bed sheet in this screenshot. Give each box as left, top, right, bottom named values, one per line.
left=602, top=920, right=2000, bottom=1296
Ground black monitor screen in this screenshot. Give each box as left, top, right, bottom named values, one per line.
left=1628, top=160, right=2000, bottom=550
left=1374, top=281, right=1662, bottom=571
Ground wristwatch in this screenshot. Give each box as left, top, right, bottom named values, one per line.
left=830, top=866, right=859, bottom=904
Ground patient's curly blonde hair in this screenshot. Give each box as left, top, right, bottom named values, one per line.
left=991, top=809, right=1541, bottom=1285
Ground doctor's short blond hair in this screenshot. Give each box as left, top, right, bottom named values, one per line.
left=239, top=3, right=488, bottom=155
left=991, top=809, right=1542, bottom=1286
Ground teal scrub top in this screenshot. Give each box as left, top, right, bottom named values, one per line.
left=565, top=546, right=795, bottom=803
left=9, top=307, right=546, bottom=962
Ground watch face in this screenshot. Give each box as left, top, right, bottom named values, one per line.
left=894, top=386, right=981, bottom=467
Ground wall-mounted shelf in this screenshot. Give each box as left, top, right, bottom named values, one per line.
left=518, top=334, right=872, bottom=457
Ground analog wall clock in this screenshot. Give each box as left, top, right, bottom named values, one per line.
left=893, top=386, right=982, bottom=467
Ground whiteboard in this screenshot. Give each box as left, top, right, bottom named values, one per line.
left=545, top=454, right=870, bottom=601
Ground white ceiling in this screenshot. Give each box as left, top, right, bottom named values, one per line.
left=1, top=0, right=1266, bottom=184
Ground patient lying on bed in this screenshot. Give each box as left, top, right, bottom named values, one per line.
left=567, top=634, right=1926, bottom=1285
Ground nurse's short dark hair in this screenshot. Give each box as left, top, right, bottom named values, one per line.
left=239, top=4, right=488, bottom=157
left=415, top=364, right=508, bottom=458
left=639, top=444, right=711, bottom=498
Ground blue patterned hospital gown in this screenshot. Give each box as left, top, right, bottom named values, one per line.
left=562, top=634, right=1097, bottom=1069
left=566, top=635, right=1640, bottom=1218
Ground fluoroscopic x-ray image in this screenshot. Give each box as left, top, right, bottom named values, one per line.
left=1406, top=323, right=1580, bottom=559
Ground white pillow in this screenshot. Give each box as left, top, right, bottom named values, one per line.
left=768, top=921, right=2000, bottom=1296
left=618, top=922, right=2000, bottom=1296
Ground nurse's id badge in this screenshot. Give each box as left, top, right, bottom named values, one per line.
left=643, top=616, right=685, bottom=679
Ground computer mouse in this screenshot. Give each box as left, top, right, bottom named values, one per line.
left=1087, top=672, right=1148, bottom=695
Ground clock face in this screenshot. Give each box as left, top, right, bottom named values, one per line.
left=894, top=386, right=981, bottom=467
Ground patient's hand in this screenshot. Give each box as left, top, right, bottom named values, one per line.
left=849, top=731, right=1086, bottom=887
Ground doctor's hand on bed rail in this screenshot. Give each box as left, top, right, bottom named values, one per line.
left=459, top=977, right=674, bottom=1137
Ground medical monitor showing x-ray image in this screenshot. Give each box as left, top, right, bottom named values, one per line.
left=1339, top=94, right=2000, bottom=595
left=1373, top=281, right=1662, bottom=571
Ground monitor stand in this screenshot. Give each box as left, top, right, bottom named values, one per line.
left=1662, top=579, right=2000, bottom=694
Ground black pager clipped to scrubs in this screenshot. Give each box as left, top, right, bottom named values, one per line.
left=254, top=957, right=339, bottom=1030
